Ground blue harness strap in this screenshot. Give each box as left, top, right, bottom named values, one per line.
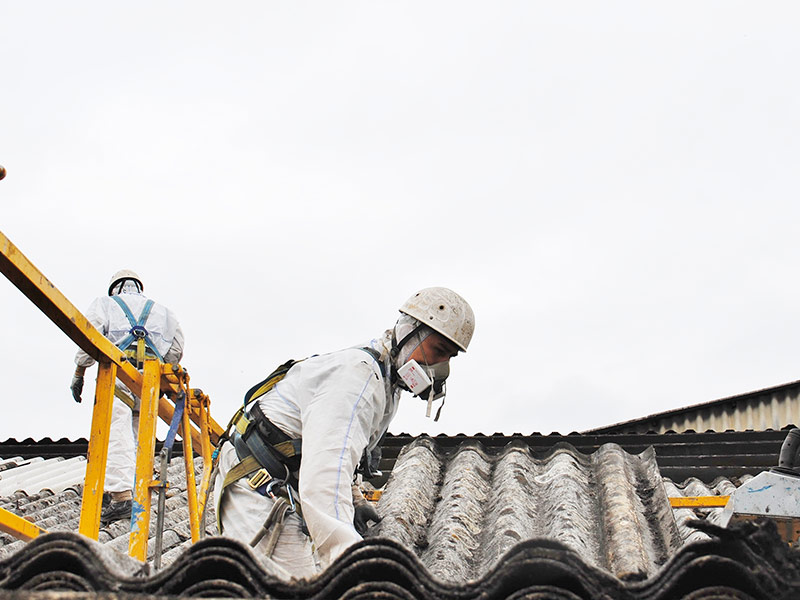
left=163, top=392, right=185, bottom=459
left=111, top=296, right=165, bottom=361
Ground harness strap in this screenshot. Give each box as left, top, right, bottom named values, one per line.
left=111, top=296, right=165, bottom=362
left=221, top=454, right=262, bottom=491
left=216, top=453, right=262, bottom=532
left=243, top=359, right=299, bottom=407
left=114, top=385, right=137, bottom=410
left=359, top=346, right=386, bottom=377
left=163, top=391, right=185, bottom=458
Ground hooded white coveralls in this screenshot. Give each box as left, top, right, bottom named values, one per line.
left=75, top=289, right=184, bottom=493
left=214, top=332, right=401, bottom=579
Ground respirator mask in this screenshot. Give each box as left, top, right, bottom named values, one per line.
left=392, top=316, right=451, bottom=420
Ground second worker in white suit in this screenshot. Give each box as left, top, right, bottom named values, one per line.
left=214, top=287, right=475, bottom=579
left=70, top=270, right=184, bottom=523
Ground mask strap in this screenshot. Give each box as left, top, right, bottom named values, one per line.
left=425, top=386, right=434, bottom=418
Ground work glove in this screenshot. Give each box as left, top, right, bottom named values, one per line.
left=354, top=502, right=381, bottom=535
left=352, top=483, right=381, bottom=535
left=70, top=367, right=85, bottom=403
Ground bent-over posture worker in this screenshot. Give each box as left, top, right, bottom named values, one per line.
left=214, top=287, right=474, bottom=578
left=70, top=269, right=184, bottom=523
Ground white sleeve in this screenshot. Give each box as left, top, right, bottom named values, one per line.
left=74, top=297, right=108, bottom=368
left=297, top=355, right=385, bottom=568
left=163, top=321, right=184, bottom=364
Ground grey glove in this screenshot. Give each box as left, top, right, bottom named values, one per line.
left=354, top=502, right=381, bottom=535
left=70, top=373, right=84, bottom=403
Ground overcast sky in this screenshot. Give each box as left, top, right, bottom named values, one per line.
left=1, top=2, right=799, bottom=442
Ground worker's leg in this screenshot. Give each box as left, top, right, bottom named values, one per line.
left=105, top=396, right=136, bottom=492
left=214, top=443, right=317, bottom=579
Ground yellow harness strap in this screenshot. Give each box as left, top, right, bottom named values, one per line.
left=114, top=385, right=136, bottom=410
left=216, top=454, right=263, bottom=532
left=221, top=455, right=262, bottom=492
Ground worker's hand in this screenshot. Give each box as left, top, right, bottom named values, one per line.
left=353, top=502, right=381, bottom=535
left=70, top=374, right=83, bottom=403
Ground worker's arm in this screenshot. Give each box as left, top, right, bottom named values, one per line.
left=74, top=297, right=109, bottom=368
left=163, top=321, right=184, bottom=364
left=70, top=297, right=108, bottom=402
left=297, top=352, right=386, bottom=568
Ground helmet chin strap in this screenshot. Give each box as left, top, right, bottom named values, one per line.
left=390, top=323, right=425, bottom=386
left=111, top=279, right=142, bottom=296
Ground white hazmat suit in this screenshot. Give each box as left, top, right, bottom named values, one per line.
left=75, top=285, right=184, bottom=493
left=214, top=331, right=402, bottom=578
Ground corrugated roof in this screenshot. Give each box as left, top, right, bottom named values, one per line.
left=0, top=456, right=86, bottom=496
left=1, top=517, right=797, bottom=598
left=2, top=428, right=785, bottom=484
left=0, top=433, right=794, bottom=598
left=663, top=475, right=752, bottom=546
left=372, top=438, right=684, bottom=582
left=585, top=380, right=800, bottom=434
left=375, top=429, right=785, bottom=484
left=0, top=456, right=217, bottom=565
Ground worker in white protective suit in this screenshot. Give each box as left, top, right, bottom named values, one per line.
left=213, top=287, right=475, bottom=579
left=70, top=269, right=184, bottom=524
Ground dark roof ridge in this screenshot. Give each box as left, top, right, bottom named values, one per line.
left=1, top=521, right=796, bottom=596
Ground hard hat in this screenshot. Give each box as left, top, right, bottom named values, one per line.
left=108, top=269, right=143, bottom=295
left=399, top=287, right=475, bottom=352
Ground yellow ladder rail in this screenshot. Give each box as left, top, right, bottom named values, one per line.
left=0, top=507, right=46, bottom=542
left=669, top=496, right=730, bottom=508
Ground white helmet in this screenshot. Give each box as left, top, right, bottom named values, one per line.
left=108, top=269, right=143, bottom=295
left=399, top=287, right=475, bottom=352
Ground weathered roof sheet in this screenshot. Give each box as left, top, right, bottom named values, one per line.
left=663, top=475, right=752, bottom=545
left=0, top=433, right=794, bottom=598
left=372, top=438, right=683, bottom=582
left=0, top=456, right=217, bottom=564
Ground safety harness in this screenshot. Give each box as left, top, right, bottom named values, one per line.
left=214, top=359, right=304, bottom=540
left=111, top=296, right=164, bottom=369
left=214, top=347, right=386, bottom=551
left=108, top=296, right=164, bottom=410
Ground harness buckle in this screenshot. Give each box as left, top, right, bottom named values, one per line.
left=248, top=468, right=273, bottom=490
left=130, top=325, right=148, bottom=339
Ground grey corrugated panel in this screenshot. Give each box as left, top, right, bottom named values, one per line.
left=0, top=455, right=214, bottom=562
left=662, top=475, right=753, bottom=546
left=0, top=434, right=777, bottom=582
left=586, top=380, right=800, bottom=434
left=372, top=438, right=683, bottom=582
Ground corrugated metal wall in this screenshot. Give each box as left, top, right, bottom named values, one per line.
left=589, top=381, right=800, bottom=434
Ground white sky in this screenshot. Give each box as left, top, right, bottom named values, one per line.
left=1, top=2, right=799, bottom=441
